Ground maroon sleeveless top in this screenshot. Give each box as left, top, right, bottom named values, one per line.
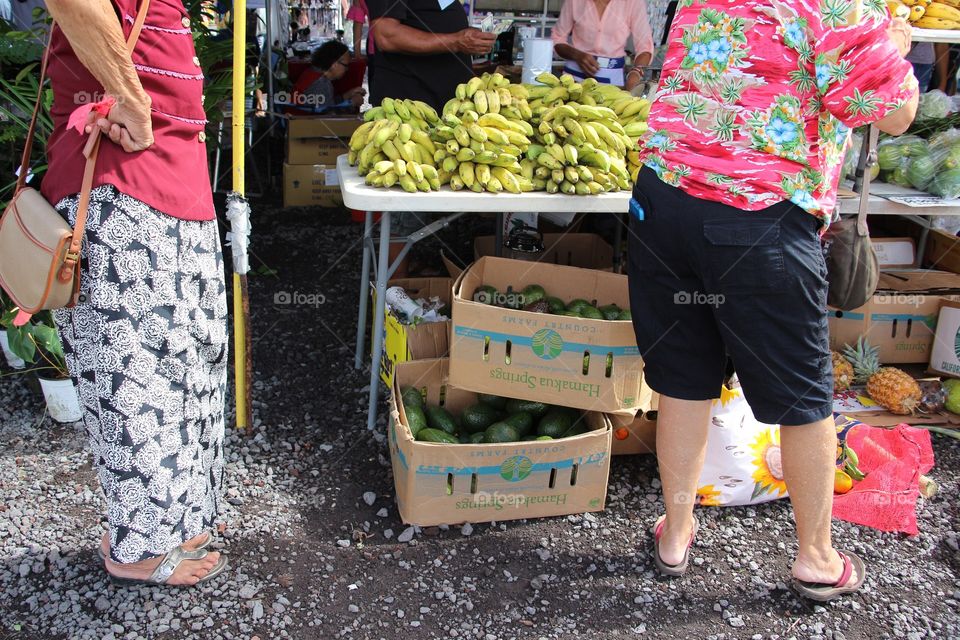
left=42, top=0, right=215, bottom=221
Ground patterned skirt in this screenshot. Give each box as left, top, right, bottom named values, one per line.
left=53, top=185, right=228, bottom=564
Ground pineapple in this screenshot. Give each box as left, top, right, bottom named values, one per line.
left=831, top=351, right=854, bottom=393
left=842, top=337, right=921, bottom=415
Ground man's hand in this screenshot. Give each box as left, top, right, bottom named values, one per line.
left=887, top=17, right=912, bottom=58
left=345, top=86, right=366, bottom=107
left=86, top=94, right=154, bottom=153
left=575, top=50, right=600, bottom=76
left=455, top=28, right=497, bottom=55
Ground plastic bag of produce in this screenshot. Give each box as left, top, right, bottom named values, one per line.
left=929, top=169, right=960, bottom=199
left=832, top=421, right=934, bottom=536
left=929, top=128, right=960, bottom=171
left=882, top=157, right=914, bottom=188
left=917, top=89, right=956, bottom=122
left=907, top=152, right=939, bottom=191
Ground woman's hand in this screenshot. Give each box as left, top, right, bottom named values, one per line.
left=575, top=50, right=600, bottom=76
left=86, top=93, right=154, bottom=153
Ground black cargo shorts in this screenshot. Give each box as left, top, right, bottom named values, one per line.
left=627, top=167, right=832, bottom=426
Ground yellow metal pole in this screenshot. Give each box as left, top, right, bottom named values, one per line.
left=232, top=1, right=250, bottom=430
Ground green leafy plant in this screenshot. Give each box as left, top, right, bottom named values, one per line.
left=0, top=302, right=68, bottom=379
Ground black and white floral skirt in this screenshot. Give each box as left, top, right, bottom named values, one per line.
left=53, top=185, right=228, bottom=564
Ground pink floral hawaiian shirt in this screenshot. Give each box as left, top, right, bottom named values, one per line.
left=639, top=0, right=918, bottom=221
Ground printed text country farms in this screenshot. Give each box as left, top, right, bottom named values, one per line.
left=489, top=368, right=602, bottom=398
left=456, top=492, right=571, bottom=511
left=501, top=314, right=600, bottom=335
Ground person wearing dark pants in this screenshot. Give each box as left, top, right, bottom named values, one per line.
left=629, top=1, right=918, bottom=600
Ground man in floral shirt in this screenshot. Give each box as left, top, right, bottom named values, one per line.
left=628, top=0, right=917, bottom=600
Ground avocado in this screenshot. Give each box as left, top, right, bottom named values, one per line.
left=566, top=298, right=591, bottom=314
left=617, top=309, right=632, bottom=321
left=476, top=284, right=499, bottom=305
left=523, top=300, right=550, bottom=314
left=536, top=435, right=554, bottom=441
left=477, top=393, right=508, bottom=410
left=505, top=398, right=550, bottom=417
left=521, top=284, right=546, bottom=305
left=562, top=422, right=589, bottom=438
left=401, top=387, right=424, bottom=410
left=599, top=304, right=621, bottom=321
left=416, top=428, right=459, bottom=443
left=580, top=306, right=604, bottom=320
left=425, top=405, right=458, bottom=435
left=501, top=411, right=534, bottom=437
left=537, top=408, right=575, bottom=438
left=461, top=403, right=501, bottom=433
left=469, top=432, right=486, bottom=444
left=545, top=296, right=566, bottom=314
left=557, top=310, right=580, bottom=317
left=404, top=405, right=427, bottom=438
left=484, top=422, right=520, bottom=443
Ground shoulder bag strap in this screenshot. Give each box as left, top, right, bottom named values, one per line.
left=60, top=0, right=153, bottom=280
left=856, top=125, right=880, bottom=237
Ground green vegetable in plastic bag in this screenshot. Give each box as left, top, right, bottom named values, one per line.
left=907, top=154, right=938, bottom=191
left=929, top=168, right=960, bottom=200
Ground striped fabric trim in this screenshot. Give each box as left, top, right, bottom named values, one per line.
left=562, top=65, right=614, bottom=84
left=152, top=109, right=208, bottom=126
left=134, top=64, right=204, bottom=81
left=125, top=14, right=192, bottom=34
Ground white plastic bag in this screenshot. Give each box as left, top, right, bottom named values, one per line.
left=696, top=383, right=787, bottom=507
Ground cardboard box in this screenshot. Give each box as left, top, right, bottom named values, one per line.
left=873, top=237, right=916, bottom=268
left=374, top=278, right=453, bottom=387
left=924, top=229, right=960, bottom=274
left=828, top=270, right=960, bottom=364
left=929, top=300, right=960, bottom=378
left=286, top=115, right=360, bottom=165
left=610, top=404, right=658, bottom=456
left=283, top=163, right=342, bottom=207
left=473, top=234, right=614, bottom=271
left=390, top=358, right=612, bottom=526
left=448, top=256, right=645, bottom=413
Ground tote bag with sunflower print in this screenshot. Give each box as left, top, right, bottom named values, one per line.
left=695, top=379, right=787, bottom=507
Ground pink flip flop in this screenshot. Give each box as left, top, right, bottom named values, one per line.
left=793, top=550, right=866, bottom=601
left=652, top=515, right=699, bottom=577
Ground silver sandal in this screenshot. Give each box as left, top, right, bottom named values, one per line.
left=107, top=546, right=229, bottom=587
left=96, top=530, right=213, bottom=562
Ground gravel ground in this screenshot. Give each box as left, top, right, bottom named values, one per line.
left=0, top=203, right=958, bottom=640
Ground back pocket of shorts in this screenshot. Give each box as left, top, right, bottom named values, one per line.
left=702, top=219, right=786, bottom=294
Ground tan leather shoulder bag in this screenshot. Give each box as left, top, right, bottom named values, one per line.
left=0, top=0, right=151, bottom=314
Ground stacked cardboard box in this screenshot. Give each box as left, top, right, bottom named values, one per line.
left=390, top=359, right=612, bottom=526
left=283, top=116, right=361, bottom=207
left=373, top=278, right=453, bottom=388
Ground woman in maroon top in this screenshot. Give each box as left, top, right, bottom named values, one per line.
left=44, top=0, right=228, bottom=586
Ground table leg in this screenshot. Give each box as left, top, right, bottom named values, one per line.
left=495, top=213, right=504, bottom=257
left=367, top=211, right=391, bottom=431
left=613, top=212, right=624, bottom=272
left=354, top=210, right=374, bottom=369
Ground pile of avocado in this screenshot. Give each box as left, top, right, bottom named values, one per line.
left=476, top=283, right=631, bottom=320
left=401, top=387, right=590, bottom=444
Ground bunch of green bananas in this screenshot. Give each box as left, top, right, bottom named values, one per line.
left=347, top=113, right=452, bottom=192
left=527, top=72, right=650, bottom=136
left=348, top=72, right=652, bottom=195
left=840, top=443, right=866, bottom=482
left=433, top=73, right=537, bottom=193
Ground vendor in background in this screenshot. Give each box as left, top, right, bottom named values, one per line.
left=366, top=0, right=496, bottom=111
left=292, top=41, right=366, bottom=113
left=551, top=0, right=654, bottom=90
left=367, top=0, right=496, bottom=276
left=347, top=0, right=375, bottom=89
left=907, top=43, right=935, bottom=92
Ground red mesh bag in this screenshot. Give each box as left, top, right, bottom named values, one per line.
left=832, top=423, right=935, bottom=536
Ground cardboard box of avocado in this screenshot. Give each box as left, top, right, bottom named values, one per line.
left=448, top=256, right=645, bottom=416
left=389, top=358, right=612, bottom=526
